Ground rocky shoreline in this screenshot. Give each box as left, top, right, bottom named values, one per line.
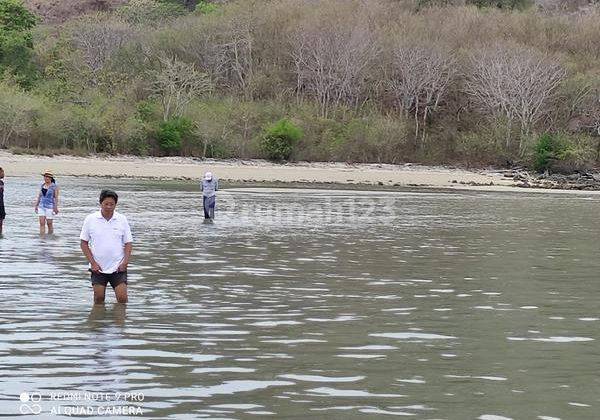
left=510, top=169, right=600, bottom=190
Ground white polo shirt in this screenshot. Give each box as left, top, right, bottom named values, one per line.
left=80, top=210, right=133, bottom=274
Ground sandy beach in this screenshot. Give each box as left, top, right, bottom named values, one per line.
left=0, top=150, right=519, bottom=190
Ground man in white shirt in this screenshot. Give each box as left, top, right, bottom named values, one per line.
left=80, top=190, right=133, bottom=304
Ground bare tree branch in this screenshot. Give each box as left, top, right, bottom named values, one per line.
left=386, top=44, right=457, bottom=146
left=464, top=44, right=566, bottom=155
left=148, top=55, right=212, bottom=121
left=70, top=16, right=136, bottom=85
left=290, top=19, right=379, bottom=118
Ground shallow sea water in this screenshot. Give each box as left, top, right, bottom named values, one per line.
left=1, top=177, right=599, bottom=419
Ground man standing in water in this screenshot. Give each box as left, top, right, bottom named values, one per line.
left=0, top=167, right=5, bottom=235
left=201, top=171, right=218, bottom=222
left=80, top=190, right=132, bottom=304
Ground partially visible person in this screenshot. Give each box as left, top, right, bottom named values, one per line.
left=80, top=190, right=133, bottom=304
left=0, top=167, right=5, bottom=235
left=34, top=170, right=59, bottom=235
left=201, top=171, right=218, bottom=221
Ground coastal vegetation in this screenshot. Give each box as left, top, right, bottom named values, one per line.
left=3, top=0, right=600, bottom=172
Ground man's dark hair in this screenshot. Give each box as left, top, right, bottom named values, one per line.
left=99, top=189, right=118, bottom=204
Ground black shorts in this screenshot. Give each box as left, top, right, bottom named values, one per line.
left=90, top=271, right=128, bottom=288
left=0, top=205, right=5, bottom=220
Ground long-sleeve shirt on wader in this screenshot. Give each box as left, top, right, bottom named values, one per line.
left=201, top=178, right=218, bottom=197
left=201, top=178, right=218, bottom=219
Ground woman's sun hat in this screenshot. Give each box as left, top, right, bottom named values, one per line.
left=204, top=171, right=213, bottom=181
left=42, top=170, right=54, bottom=178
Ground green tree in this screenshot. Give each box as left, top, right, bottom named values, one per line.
left=260, top=118, right=303, bottom=161
left=157, top=117, right=193, bottom=154
left=0, top=0, right=36, bottom=32
left=534, top=133, right=567, bottom=172
left=0, top=0, right=37, bottom=87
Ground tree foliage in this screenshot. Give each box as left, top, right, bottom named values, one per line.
left=149, top=55, right=212, bottom=121
left=534, top=133, right=567, bottom=172
left=260, top=118, right=303, bottom=161
left=0, top=0, right=36, bottom=32
left=0, top=80, right=38, bottom=147
left=0, top=0, right=37, bottom=87
left=157, top=116, right=193, bottom=153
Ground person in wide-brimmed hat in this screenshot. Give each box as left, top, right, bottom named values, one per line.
left=34, top=170, right=59, bottom=235
left=200, top=171, right=218, bottom=222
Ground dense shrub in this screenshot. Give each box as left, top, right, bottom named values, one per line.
left=534, top=133, right=565, bottom=172
left=532, top=133, right=594, bottom=173
left=157, top=116, right=193, bottom=154
left=260, top=118, right=303, bottom=161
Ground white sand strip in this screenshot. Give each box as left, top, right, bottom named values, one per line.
left=0, top=151, right=518, bottom=190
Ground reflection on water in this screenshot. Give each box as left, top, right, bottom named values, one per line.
left=1, top=177, right=600, bottom=419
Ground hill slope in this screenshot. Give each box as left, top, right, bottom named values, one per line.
left=24, top=0, right=129, bottom=23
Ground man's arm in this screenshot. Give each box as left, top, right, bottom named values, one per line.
left=81, top=240, right=101, bottom=272
left=118, top=216, right=133, bottom=272
left=118, top=242, right=132, bottom=272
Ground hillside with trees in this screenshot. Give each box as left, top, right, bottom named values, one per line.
left=3, top=0, right=600, bottom=172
